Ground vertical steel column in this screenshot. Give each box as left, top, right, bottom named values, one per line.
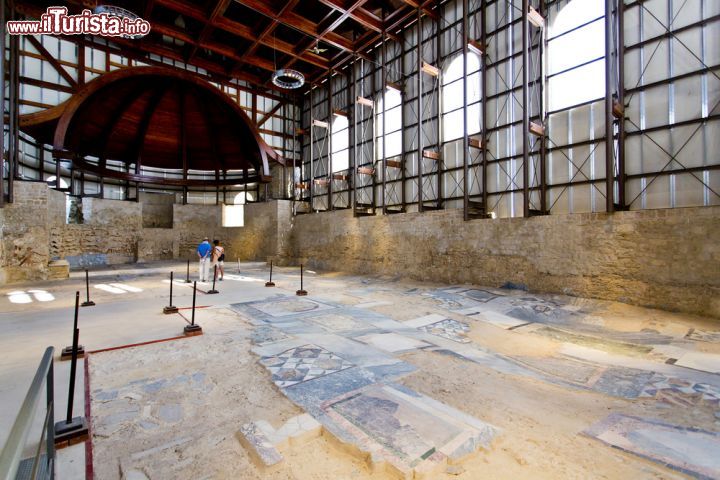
left=381, top=30, right=388, bottom=214
left=539, top=0, right=547, bottom=213
left=522, top=0, right=530, bottom=217
left=327, top=70, right=333, bottom=210
left=309, top=86, right=315, bottom=211
left=400, top=35, right=407, bottom=211
left=180, top=86, right=188, bottom=205
left=0, top=0, right=5, bottom=207
left=604, top=0, right=615, bottom=212
left=371, top=57, right=377, bottom=209
left=282, top=105, right=288, bottom=199
left=481, top=0, right=488, bottom=212
left=617, top=0, right=626, bottom=209
left=352, top=56, right=359, bottom=215
left=462, top=0, right=470, bottom=221
left=8, top=0, right=19, bottom=203
left=417, top=7, right=424, bottom=213
left=435, top=6, right=443, bottom=208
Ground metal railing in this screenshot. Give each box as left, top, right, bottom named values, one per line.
left=0, top=347, right=55, bottom=480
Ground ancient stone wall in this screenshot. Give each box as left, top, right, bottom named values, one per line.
left=0, top=182, right=292, bottom=284
left=288, top=207, right=720, bottom=318
left=140, top=192, right=174, bottom=228
left=0, top=182, right=57, bottom=283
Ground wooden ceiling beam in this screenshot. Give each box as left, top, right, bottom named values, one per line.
left=25, top=36, right=78, bottom=89
left=241, top=0, right=300, bottom=59
left=316, top=0, right=382, bottom=34
left=257, top=100, right=286, bottom=127
left=230, top=0, right=354, bottom=53
left=155, top=0, right=330, bottom=68
left=188, top=0, right=232, bottom=63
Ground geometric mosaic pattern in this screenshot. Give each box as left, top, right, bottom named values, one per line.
left=584, top=413, right=720, bottom=479
left=639, top=375, right=720, bottom=409
left=259, top=344, right=354, bottom=388
left=685, top=328, right=720, bottom=343
left=418, top=319, right=471, bottom=343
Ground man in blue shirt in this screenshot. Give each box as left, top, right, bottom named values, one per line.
left=197, top=237, right=212, bottom=282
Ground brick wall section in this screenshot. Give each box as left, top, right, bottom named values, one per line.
left=288, top=207, right=720, bottom=318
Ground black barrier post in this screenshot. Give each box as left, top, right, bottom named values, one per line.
left=237, top=258, right=241, bottom=275
left=185, top=259, right=191, bottom=283
left=265, top=261, right=275, bottom=287
left=55, top=292, right=88, bottom=443
left=163, top=271, right=178, bottom=314
left=80, top=269, right=95, bottom=307
left=296, top=264, right=308, bottom=296
left=61, top=292, right=85, bottom=360
left=207, top=265, right=219, bottom=294
left=184, top=281, right=202, bottom=335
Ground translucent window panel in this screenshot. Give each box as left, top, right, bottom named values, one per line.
left=548, top=60, right=604, bottom=111
left=673, top=76, right=703, bottom=124
left=549, top=0, right=603, bottom=37
left=639, top=0, right=668, bottom=39
left=23, top=84, right=41, bottom=102
left=642, top=86, right=670, bottom=130
left=24, top=56, right=42, bottom=80
left=672, top=30, right=703, bottom=76
left=332, top=149, right=349, bottom=173
left=385, top=106, right=402, bottom=133
left=442, top=104, right=481, bottom=142
left=331, top=119, right=349, bottom=152
left=642, top=40, right=670, bottom=85
left=674, top=172, right=708, bottom=207
left=548, top=19, right=605, bottom=75
left=707, top=22, right=720, bottom=66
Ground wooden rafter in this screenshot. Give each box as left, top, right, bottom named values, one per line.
left=25, top=35, right=77, bottom=89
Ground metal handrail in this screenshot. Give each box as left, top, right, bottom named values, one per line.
left=0, top=347, right=55, bottom=480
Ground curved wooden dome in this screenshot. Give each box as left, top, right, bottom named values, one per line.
left=21, top=66, right=275, bottom=184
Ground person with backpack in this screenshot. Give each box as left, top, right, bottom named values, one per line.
left=212, top=239, right=225, bottom=281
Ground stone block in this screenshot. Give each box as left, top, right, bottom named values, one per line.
left=237, top=423, right=283, bottom=469
left=48, top=259, right=70, bottom=280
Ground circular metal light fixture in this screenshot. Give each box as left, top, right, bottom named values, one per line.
left=271, top=69, right=305, bottom=89
left=93, top=5, right=148, bottom=39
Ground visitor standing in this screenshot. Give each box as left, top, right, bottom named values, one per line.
left=197, top=237, right=212, bottom=282
left=212, top=239, right=225, bottom=281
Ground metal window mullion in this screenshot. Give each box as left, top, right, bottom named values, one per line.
left=605, top=0, right=615, bottom=212
left=417, top=7, right=424, bottom=212
left=522, top=0, right=530, bottom=217
left=328, top=70, right=333, bottom=210
left=463, top=0, right=470, bottom=220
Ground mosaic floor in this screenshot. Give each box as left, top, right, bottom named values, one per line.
left=259, top=344, right=355, bottom=388
left=584, top=414, right=720, bottom=479
left=230, top=278, right=720, bottom=478
left=61, top=263, right=720, bottom=479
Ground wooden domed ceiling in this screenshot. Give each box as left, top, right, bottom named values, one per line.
left=20, top=66, right=272, bottom=184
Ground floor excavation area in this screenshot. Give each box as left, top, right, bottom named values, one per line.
left=1, top=261, right=719, bottom=479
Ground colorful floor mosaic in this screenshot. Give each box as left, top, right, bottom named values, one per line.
left=686, top=329, right=720, bottom=343
left=584, top=414, right=720, bottom=479
left=639, top=375, right=720, bottom=409
left=322, top=383, right=499, bottom=476
left=418, top=318, right=471, bottom=343
left=259, top=344, right=354, bottom=388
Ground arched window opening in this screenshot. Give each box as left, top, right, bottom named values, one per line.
left=331, top=114, right=349, bottom=173
left=442, top=53, right=481, bottom=142
left=375, top=87, right=402, bottom=159
left=547, top=0, right=605, bottom=111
